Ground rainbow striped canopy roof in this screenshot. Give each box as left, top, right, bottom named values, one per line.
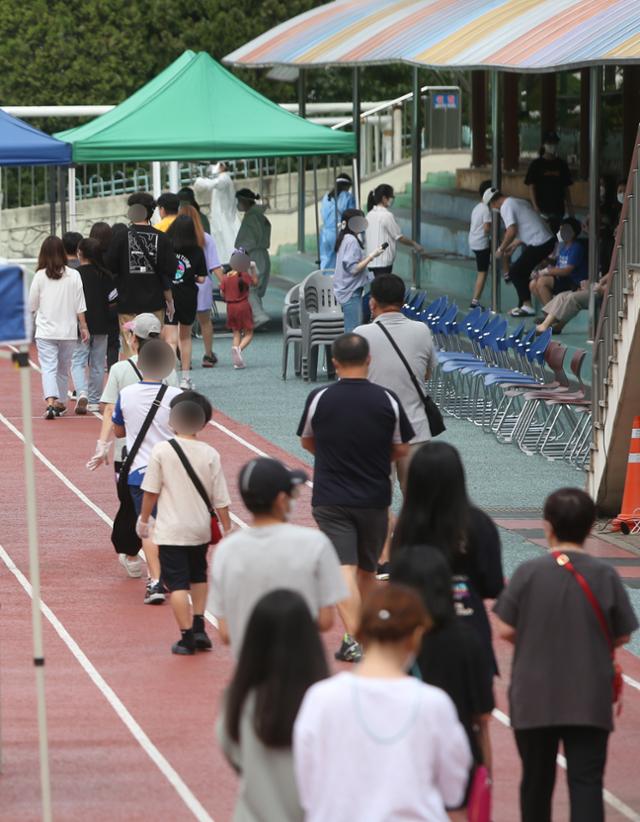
left=225, top=0, right=640, bottom=72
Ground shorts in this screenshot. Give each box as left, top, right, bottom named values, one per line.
left=165, top=289, right=197, bottom=326
left=473, top=248, right=491, bottom=272
left=312, top=505, right=388, bottom=572
left=197, top=277, right=213, bottom=313
left=128, top=483, right=157, bottom=518
left=159, top=544, right=208, bottom=591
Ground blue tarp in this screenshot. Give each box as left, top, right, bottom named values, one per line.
left=0, top=264, right=31, bottom=344
left=0, top=109, right=71, bottom=166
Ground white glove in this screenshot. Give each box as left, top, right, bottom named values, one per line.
left=86, top=439, right=111, bottom=471
left=136, top=515, right=155, bottom=540
left=537, top=267, right=549, bottom=277
left=165, top=298, right=175, bottom=323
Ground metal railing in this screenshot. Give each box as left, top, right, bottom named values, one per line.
left=591, top=127, right=640, bottom=435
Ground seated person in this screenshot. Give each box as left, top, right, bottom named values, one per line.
left=536, top=270, right=610, bottom=335
left=529, top=217, right=586, bottom=307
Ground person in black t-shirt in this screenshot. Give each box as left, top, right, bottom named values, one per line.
left=524, top=130, right=573, bottom=232
left=297, top=333, right=414, bottom=663
left=391, top=545, right=494, bottom=775
left=104, top=192, right=177, bottom=358
left=165, top=215, right=207, bottom=390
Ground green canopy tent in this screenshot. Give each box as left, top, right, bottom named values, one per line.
left=55, top=50, right=354, bottom=160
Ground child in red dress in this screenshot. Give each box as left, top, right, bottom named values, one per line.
left=220, top=249, right=259, bottom=369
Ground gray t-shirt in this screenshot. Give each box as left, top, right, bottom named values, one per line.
left=355, top=313, right=436, bottom=443
left=494, top=551, right=637, bottom=731
left=208, top=523, right=347, bottom=655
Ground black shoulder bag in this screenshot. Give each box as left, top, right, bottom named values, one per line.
left=111, top=384, right=168, bottom=556
left=168, top=439, right=223, bottom=544
left=128, top=358, right=143, bottom=379
left=376, top=321, right=445, bottom=437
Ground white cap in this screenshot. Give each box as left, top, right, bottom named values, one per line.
left=482, top=186, right=500, bottom=206
left=123, top=313, right=162, bottom=339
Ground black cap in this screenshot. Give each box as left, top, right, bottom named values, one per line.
left=157, top=192, right=180, bottom=213
left=239, top=458, right=307, bottom=507
left=236, top=188, right=260, bottom=202
left=542, top=130, right=560, bottom=143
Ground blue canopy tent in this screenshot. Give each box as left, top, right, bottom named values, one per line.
left=0, top=108, right=71, bottom=166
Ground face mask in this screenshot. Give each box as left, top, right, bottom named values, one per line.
left=388, top=197, right=395, bottom=207
left=285, top=497, right=297, bottom=521
left=617, top=192, right=625, bottom=205
left=544, top=143, right=557, bottom=156
left=559, top=228, right=573, bottom=243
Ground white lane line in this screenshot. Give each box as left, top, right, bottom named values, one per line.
left=0, top=542, right=214, bottom=822
left=492, top=709, right=640, bottom=821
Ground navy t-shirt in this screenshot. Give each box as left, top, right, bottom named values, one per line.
left=297, top=378, right=414, bottom=508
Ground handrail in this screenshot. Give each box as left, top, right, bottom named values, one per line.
left=332, top=85, right=461, bottom=131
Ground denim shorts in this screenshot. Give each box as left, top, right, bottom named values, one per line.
left=128, top=483, right=157, bottom=518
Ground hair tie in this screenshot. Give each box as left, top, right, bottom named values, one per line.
left=378, top=609, right=391, bottom=621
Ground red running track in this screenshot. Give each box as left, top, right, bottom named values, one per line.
left=0, top=352, right=639, bottom=821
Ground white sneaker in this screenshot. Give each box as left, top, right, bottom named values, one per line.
left=119, top=553, right=143, bottom=578
left=87, top=402, right=100, bottom=412
left=232, top=346, right=245, bottom=369
left=179, top=377, right=194, bottom=390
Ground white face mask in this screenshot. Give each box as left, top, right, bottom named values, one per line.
left=544, top=143, right=557, bottom=156
left=617, top=192, right=625, bottom=205
left=285, top=497, right=297, bottom=521
left=556, top=230, right=563, bottom=243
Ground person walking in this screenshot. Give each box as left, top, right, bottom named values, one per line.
left=365, top=184, right=426, bottom=277
left=218, top=589, right=329, bottom=822
left=154, top=192, right=180, bottom=233
left=494, top=488, right=638, bottom=822
left=355, top=274, right=436, bottom=491
left=139, top=391, right=231, bottom=655
left=392, top=442, right=504, bottom=678
left=208, top=457, right=346, bottom=657
left=297, top=333, right=414, bottom=662
left=220, top=249, right=258, bottom=369
left=235, top=188, right=271, bottom=329
left=524, top=130, right=573, bottom=232
left=484, top=186, right=555, bottom=317
left=164, top=214, right=208, bottom=389
left=194, top=161, right=240, bottom=262
left=28, top=235, right=89, bottom=419
left=89, top=221, right=120, bottom=368
left=293, top=584, right=472, bottom=822
left=468, top=180, right=493, bottom=308
left=62, top=231, right=83, bottom=269
left=104, top=192, right=177, bottom=358
left=332, top=209, right=385, bottom=332
left=319, top=173, right=356, bottom=270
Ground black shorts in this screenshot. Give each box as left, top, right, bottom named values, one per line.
left=473, top=248, right=491, bottom=272
left=312, top=505, right=388, bottom=572
left=165, top=289, right=197, bottom=326
left=159, top=545, right=208, bottom=591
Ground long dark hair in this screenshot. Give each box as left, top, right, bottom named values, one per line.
left=78, top=237, right=113, bottom=280
left=390, top=545, right=456, bottom=627
left=37, top=236, right=66, bottom=280
left=225, top=590, right=328, bottom=748
left=392, top=442, right=470, bottom=562
left=167, top=214, right=199, bottom=253
left=88, top=222, right=112, bottom=259
left=367, top=183, right=394, bottom=213
left=335, top=207, right=365, bottom=253
left=177, top=204, right=205, bottom=249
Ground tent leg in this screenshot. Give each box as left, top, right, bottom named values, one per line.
left=297, top=70, right=307, bottom=253
left=353, top=67, right=361, bottom=206
left=67, top=167, right=77, bottom=231
left=48, top=168, right=56, bottom=236
left=490, top=70, right=502, bottom=313
left=588, top=65, right=602, bottom=342
left=313, top=157, right=320, bottom=266
left=151, top=162, right=161, bottom=198
left=14, top=350, right=52, bottom=822
left=168, top=161, right=180, bottom=193
left=58, top=167, right=67, bottom=235
left=411, top=66, right=422, bottom=287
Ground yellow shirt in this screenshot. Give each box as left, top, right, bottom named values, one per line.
left=154, top=215, right=176, bottom=233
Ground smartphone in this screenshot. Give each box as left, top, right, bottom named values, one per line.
left=381, top=242, right=389, bottom=250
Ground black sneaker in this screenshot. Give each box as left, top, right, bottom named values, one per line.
left=172, top=638, right=196, bottom=655
left=143, top=580, right=166, bottom=605
left=194, top=631, right=213, bottom=650
left=44, top=405, right=56, bottom=420
left=376, top=562, right=390, bottom=581
left=202, top=354, right=218, bottom=368
left=334, top=634, right=363, bottom=663
left=53, top=405, right=67, bottom=417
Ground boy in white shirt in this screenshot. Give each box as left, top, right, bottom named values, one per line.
left=139, top=391, right=231, bottom=655
left=467, top=180, right=493, bottom=308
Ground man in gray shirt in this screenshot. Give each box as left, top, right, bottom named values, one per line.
left=208, top=457, right=347, bottom=656
left=355, top=274, right=436, bottom=492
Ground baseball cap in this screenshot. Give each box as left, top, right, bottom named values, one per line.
left=239, top=458, right=308, bottom=507
left=123, top=313, right=162, bottom=339
left=482, top=186, right=500, bottom=206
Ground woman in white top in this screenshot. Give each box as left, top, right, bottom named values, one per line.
left=28, top=236, right=88, bottom=419
left=365, top=184, right=427, bottom=277
left=293, top=584, right=472, bottom=822
left=218, top=589, right=329, bottom=822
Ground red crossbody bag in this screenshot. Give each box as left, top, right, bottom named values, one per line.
left=552, top=552, right=623, bottom=714
left=168, top=439, right=223, bottom=545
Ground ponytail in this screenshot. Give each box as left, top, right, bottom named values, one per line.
left=367, top=184, right=394, bottom=212
left=366, top=190, right=376, bottom=213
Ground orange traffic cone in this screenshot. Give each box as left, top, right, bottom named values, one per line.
left=612, top=416, right=640, bottom=532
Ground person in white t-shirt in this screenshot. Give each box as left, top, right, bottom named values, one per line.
left=140, top=391, right=231, bottom=655
left=111, top=339, right=182, bottom=604
left=293, top=583, right=471, bottom=822
left=207, top=457, right=348, bottom=656
left=364, top=184, right=427, bottom=277
left=467, top=181, right=493, bottom=308
left=484, top=187, right=555, bottom=317
left=28, top=236, right=89, bottom=419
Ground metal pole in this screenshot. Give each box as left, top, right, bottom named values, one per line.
left=353, top=67, right=361, bottom=205
left=313, top=157, right=321, bottom=266
left=48, top=168, right=56, bottom=236
left=588, top=65, right=602, bottom=342
left=490, top=70, right=502, bottom=313
left=67, top=167, right=77, bottom=231
left=151, top=162, right=162, bottom=198
left=168, top=161, right=180, bottom=192
left=58, top=167, right=67, bottom=235
left=297, top=70, right=307, bottom=253
left=14, top=349, right=52, bottom=822
left=411, top=66, right=422, bottom=286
